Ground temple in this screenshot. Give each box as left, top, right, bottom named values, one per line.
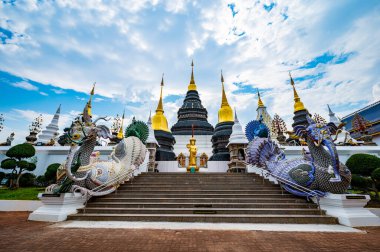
left=171, top=61, right=214, bottom=156
left=152, top=75, right=176, bottom=160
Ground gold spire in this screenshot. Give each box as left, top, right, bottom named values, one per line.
left=218, top=70, right=233, bottom=123
left=188, top=60, right=197, bottom=91
left=87, top=82, right=96, bottom=117
left=257, top=89, right=265, bottom=108
left=152, top=74, right=170, bottom=132
left=117, top=109, right=125, bottom=139
left=289, top=72, right=306, bottom=112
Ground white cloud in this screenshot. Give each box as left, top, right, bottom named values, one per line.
left=0, top=0, right=379, bottom=135
left=39, top=91, right=48, bottom=96
left=51, top=89, right=66, bottom=94
left=11, top=81, right=38, bottom=91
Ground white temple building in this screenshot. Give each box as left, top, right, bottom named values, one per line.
left=327, top=104, right=341, bottom=126
left=36, top=105, right=61, bottom=145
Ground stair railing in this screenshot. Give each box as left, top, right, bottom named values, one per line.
left=246, top=163, right=323, bottom=214
left=80, top=166, right=137, bottom=213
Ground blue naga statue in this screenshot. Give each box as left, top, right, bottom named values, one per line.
left=246, top=116, right=352, bottom=196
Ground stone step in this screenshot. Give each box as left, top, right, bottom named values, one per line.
left=86, top=202, right=318, bottom=209
left=122, top=182, right=273, bottom=186
left=103, top=193, right=293, bottom=198
left=118, top=186, right=279, bottom=190
left=109, top=190, right=286, bottom=195
left=78, top=207, right=324, bottom=215
left=94, top=197, right=307, bottom=203
left=68, top=213, right=337, bottom=224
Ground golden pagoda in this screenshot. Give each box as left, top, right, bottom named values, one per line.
left=218, top=71, right=234, bottom=123
left=257, top=89, right=265, bottom=108
left=152, top=75, right=170, bottom=132
left=289, top=72, right=306, bottom=112
left=188, top=60, right=197, bottom=91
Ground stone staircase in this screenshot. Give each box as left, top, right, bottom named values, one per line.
left=68, top=173, right=337, bottom=224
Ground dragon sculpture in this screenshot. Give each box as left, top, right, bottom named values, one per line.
left=246, top=116, right=351, bottom=197
left=46, top=116, right=146, bottom=197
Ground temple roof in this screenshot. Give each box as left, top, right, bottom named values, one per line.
left=341, top=100, right=380, bottom=136
left=218, top=71, right=233, bottom=123
left=227, top=110, right=248, bottom=146
left=152, top=75, right=170, bottom=132
left=171, top=62, right=214, bottom=135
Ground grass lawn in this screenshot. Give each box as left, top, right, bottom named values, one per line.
left=0, top=187, right=45, bottom=200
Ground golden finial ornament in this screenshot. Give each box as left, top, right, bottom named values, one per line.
left=257, top=89, right=265, bottom=108
left=289, top=72, right=306, bottom=112
left=188, top=60, right=197, bottom=91
left=218, top=70, right=234, bottom=123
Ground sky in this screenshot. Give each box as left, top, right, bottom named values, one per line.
left=0, top=0, right=380, bottom=144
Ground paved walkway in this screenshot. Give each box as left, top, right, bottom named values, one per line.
left=0, top=212, right=379, bottom=252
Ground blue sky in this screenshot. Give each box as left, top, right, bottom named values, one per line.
left=0, top=0, right=380, bottom=143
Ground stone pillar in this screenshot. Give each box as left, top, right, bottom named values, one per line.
left=146, top=142, right=158, bottom=172
left=227, top=143, right=247, bottom=173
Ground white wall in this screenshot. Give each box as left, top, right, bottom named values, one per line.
left=173, top=135, right=213, bottom=157
left=1, top=145, right=379, bottom=175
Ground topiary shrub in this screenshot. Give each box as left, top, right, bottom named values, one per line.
left=19, top=173, right=36, bottom=187
left=372, top=168, right=380, bottom=190
left=0, top=143, right=37, bottom=188
left=44, top=163, right=60, bottom=183
left=346, top=154, right=380, bottom=176
left=351, top=174, right=372, bottom=189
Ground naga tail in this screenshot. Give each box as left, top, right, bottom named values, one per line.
left=246, top=137, right=285, bottom=168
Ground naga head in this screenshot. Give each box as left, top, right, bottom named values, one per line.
left=294, top=115, right=337, bottom=146
left=294, top=115, right=343, bottom=183
left=67, top=116, right=112, bottom=144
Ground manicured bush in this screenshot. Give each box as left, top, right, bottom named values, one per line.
left=346, top=154, right=380, bottom=176
left=19, top=173, right=36, bottom=187
left=44, top=163, right=60, bottom=183
left=351, top=174, right=372, bottom=189
left=0, top=143, right=37, bottom=188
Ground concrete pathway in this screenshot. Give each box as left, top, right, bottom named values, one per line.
left=1, top=212, right=379, bottom=252
left=57, top=220, right=363, bottom=233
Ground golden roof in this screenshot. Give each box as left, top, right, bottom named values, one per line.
left=289, top=72, right=306, bottom=112
left=188, top=60, right=197, bottom=91
left=218, top=71, right=234, bottom=123
left=152, top=75, right=170, bottom=132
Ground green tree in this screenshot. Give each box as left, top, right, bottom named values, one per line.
left=346, top=154, right=380, bottom=176
left=44, top=163, right=60, bottom=183
left=0, top=143, right=37, bottom=188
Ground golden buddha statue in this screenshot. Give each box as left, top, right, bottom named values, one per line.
left=186, top=125, right=198, bottom=172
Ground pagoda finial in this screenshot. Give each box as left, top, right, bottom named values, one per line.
left=289, top=72, right=306, bottom=112
left=234, top=107, right=239, bottom=123
left=327, top=104, right=333, bottom=115
left=156, top=74, right=164, bottom=112
left=188, top=60, right=197, bottom=91
left=117, top=109, right=125, bottom=139
left=218, top=70, right=233, bottom=123
left=83, top=83, right=96, bottom=123
left=257, top=89, right=265, bottom=108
